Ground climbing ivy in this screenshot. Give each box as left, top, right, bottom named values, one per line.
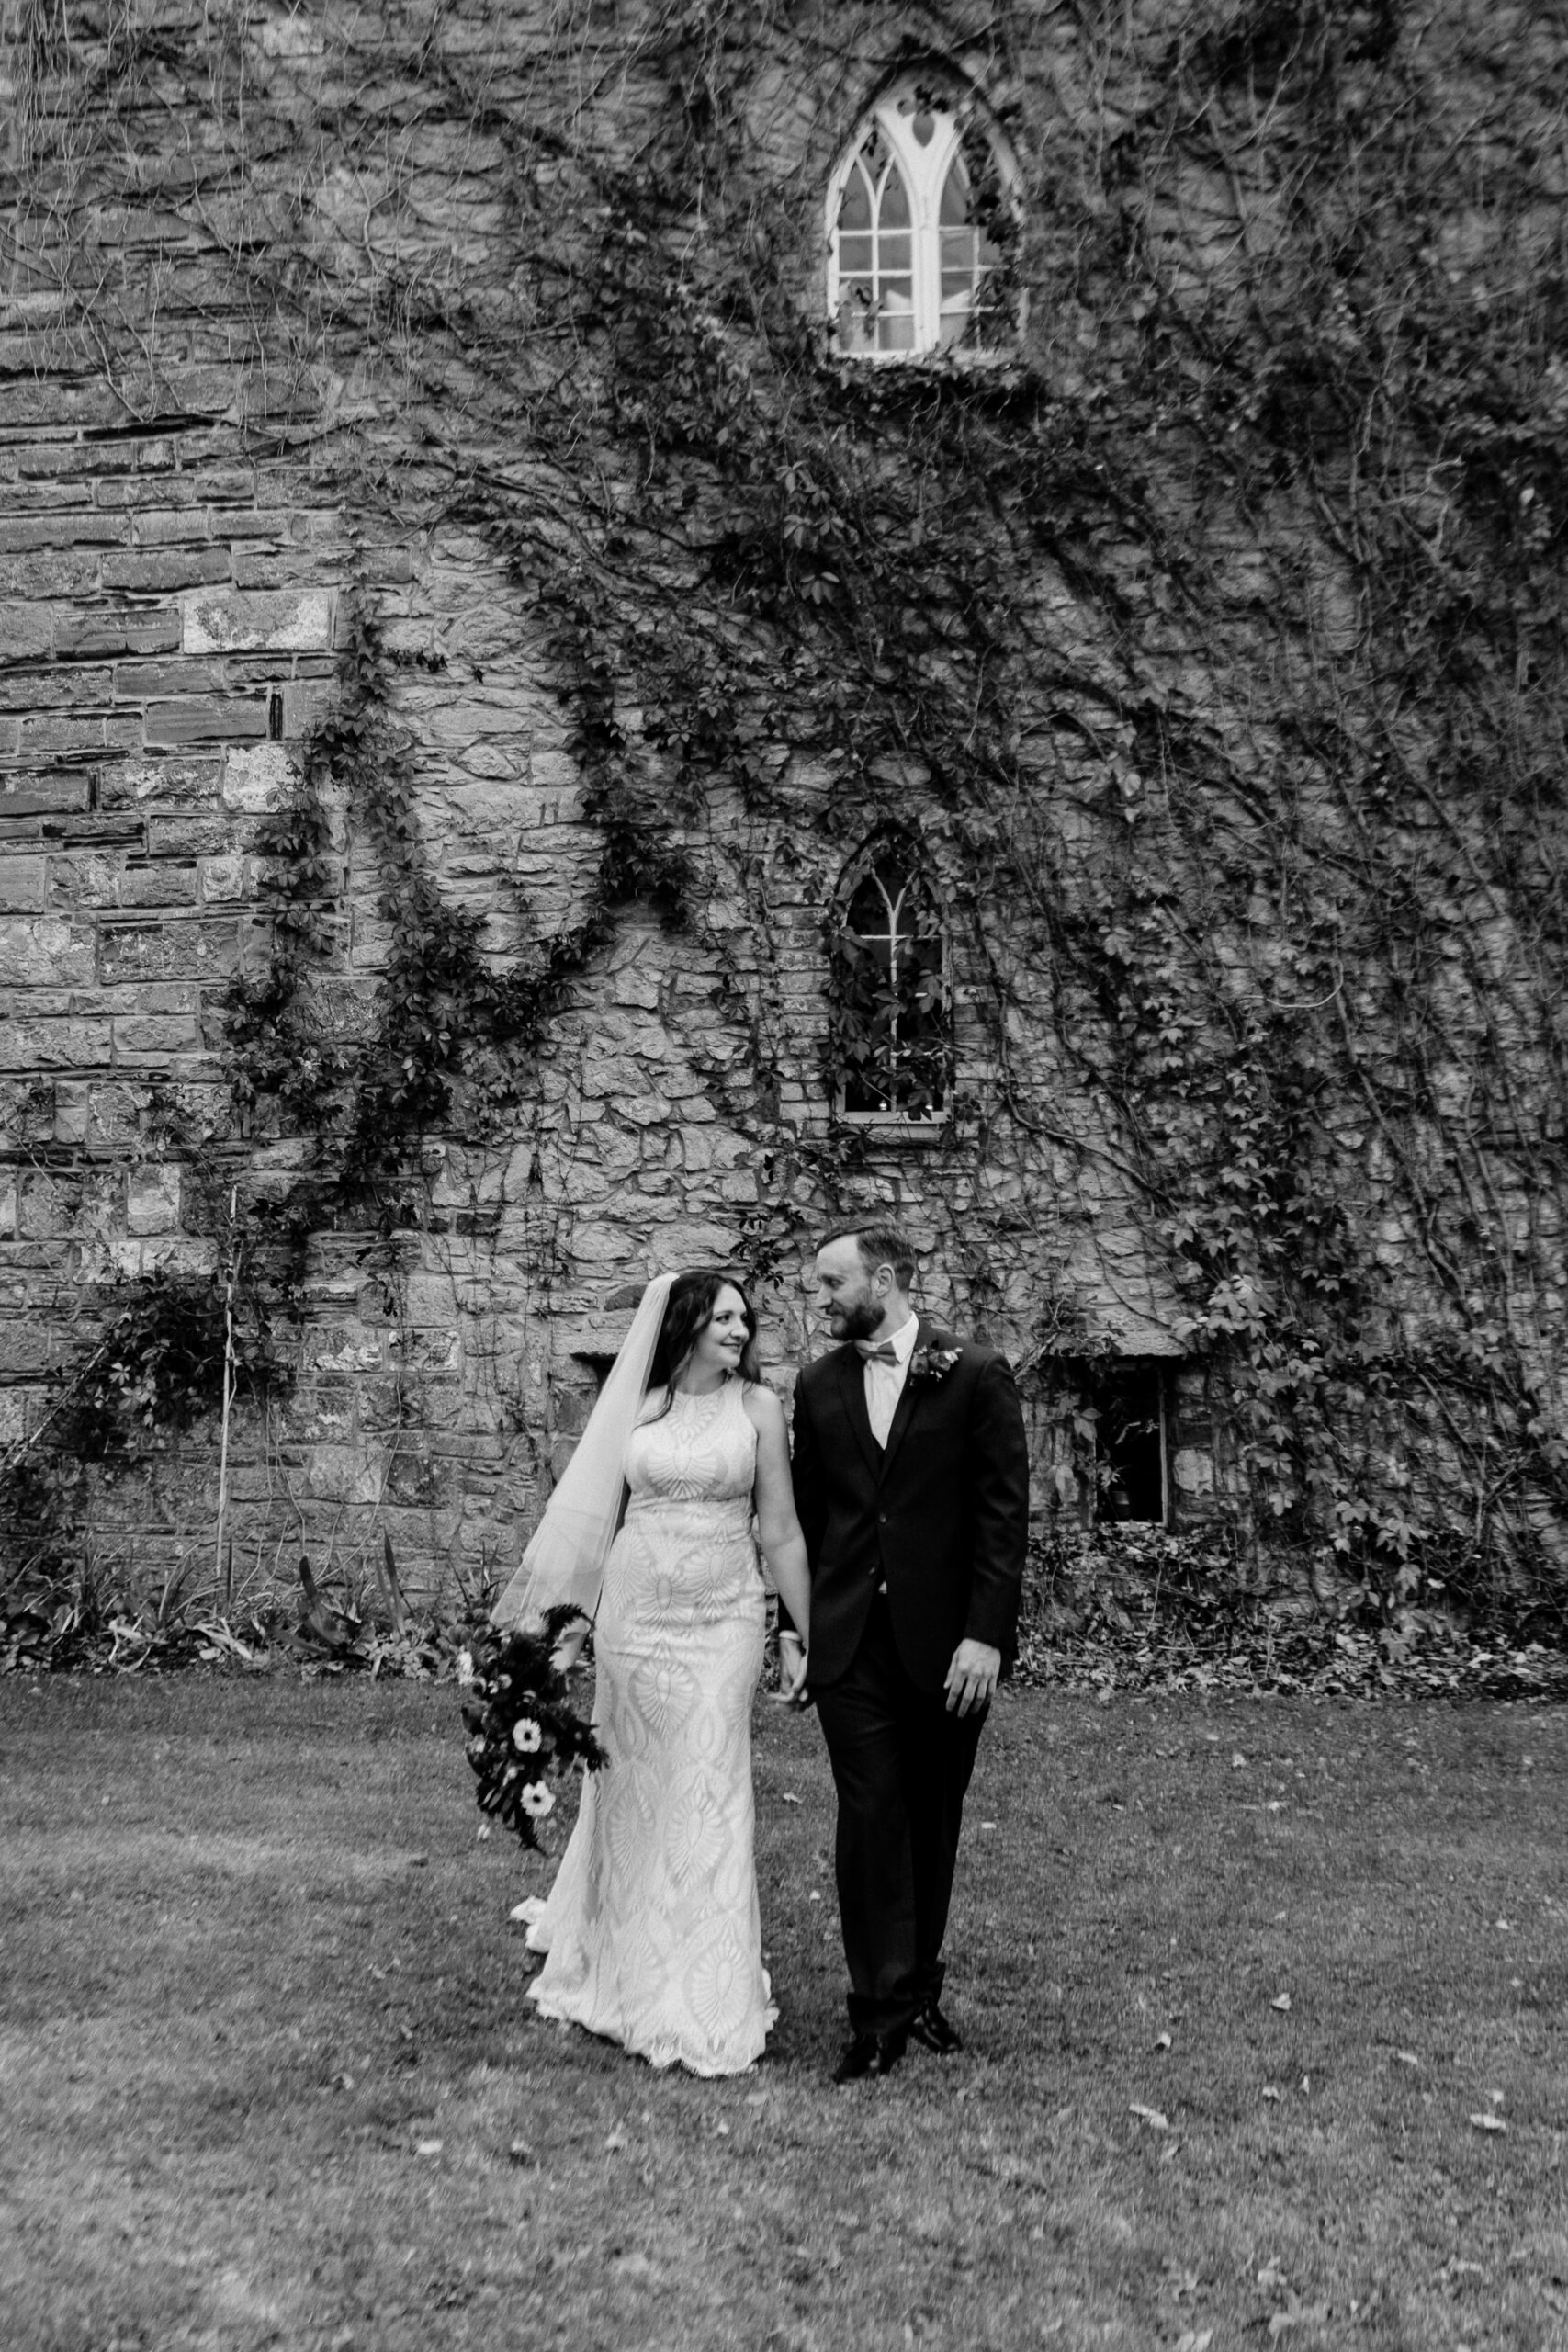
left=6, top=0, right=1567, bottom=1626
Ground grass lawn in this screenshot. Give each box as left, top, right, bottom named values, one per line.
left=1, top=1677, right=1563, bottom=2352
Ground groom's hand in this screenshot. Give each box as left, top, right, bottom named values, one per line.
left=944, top=1639, right=1000, bottom=1716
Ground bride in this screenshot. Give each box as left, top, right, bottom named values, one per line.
left=495, top=1269, right=812, bottom=2075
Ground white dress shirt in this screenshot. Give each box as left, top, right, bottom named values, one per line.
left=863, top=1312, right=919, bottom=1448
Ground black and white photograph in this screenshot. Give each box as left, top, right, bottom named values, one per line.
left=2, top=2, right=1564, bottom=2346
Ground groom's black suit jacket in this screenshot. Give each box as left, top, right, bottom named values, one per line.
left=787, top=1320, right=1031, bottom=1695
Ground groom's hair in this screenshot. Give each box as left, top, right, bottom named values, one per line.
left=819, top=1219, right=917, bottom=1290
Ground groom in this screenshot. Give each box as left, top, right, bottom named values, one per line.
left=783, top=1219, right=1030, bottom=2082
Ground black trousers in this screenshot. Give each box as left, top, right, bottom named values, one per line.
left=813, top=1591, right=987, bottom=2037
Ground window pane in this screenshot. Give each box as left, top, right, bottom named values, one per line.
left=876, top=231, right=911, bottom=273
left=838, top=233, right=873, bottom=275
left=839, top=164, right=872, bottom=234
left=877, top=293, right=914, bottom=351
left=838, top=297, right=877, bottom=351
left=847, top=876, right=891, bottom=933
left=878, top=162, right=910, bottom=229
left=939, top=158, right=969, bottom=226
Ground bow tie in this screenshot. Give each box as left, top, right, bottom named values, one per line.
left=855, top=1340, right=900, bottom=1365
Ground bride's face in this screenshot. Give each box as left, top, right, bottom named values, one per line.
left=685, top=1283, right=750, bottom=1383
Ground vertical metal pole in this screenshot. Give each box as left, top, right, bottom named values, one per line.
left=213, top=1185, right=238, bottom=1601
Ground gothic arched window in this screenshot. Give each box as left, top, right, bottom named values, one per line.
left=828, top=77, right=1019, bottom=360
left=831, top=842, right=950, bottom=1117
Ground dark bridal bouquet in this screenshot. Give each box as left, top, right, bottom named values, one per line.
left=458, top=1607, right=607, bottom=1853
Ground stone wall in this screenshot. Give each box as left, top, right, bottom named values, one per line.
left=2, top=0, right=1562, bottom=1608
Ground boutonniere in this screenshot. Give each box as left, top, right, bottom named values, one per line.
left=908, top=1345, right=963, bottom=1385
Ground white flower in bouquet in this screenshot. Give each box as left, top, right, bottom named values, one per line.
left=520, top=1781, right=555, bottom=1820
left=512, top=1718, right=543, bottom=1754
left=457, top=1649, right=475, bottom=1687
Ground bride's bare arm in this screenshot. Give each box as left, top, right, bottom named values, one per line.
left=745, top=1386, right=812, bottom=1643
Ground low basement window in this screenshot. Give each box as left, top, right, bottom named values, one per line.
left=1066, top=1358, right=1171, bottom=1526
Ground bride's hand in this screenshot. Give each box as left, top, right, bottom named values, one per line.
left=550, top=1622, right=591, bottom=1677
left=773, top=1631, right=811, bottom=1708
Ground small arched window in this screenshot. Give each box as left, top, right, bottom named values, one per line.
left=828, top=77, right=1019, bottom=361
left=831, top=842, right=950, bottom=1118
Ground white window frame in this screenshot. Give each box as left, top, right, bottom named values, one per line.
left=833, top=844, right=951, bottom=1125
left=825, top=77, right=1021, bottom=364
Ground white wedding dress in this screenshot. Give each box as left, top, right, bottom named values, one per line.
left=525, top=1378, right=777, bottom=2075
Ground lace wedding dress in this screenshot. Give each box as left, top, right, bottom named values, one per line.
left=525, top=1378, right=777, bottom=2074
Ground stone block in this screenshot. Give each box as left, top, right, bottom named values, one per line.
left=303, top=1443, right=386, bottom=1505
left=19, top=713, right=117, bottom=759
left=1174, top=1446, right=1213, bottom=1497
left=101, top=548, right=231, bottom=594
left=0, top=917, right=96, bottom=987
left=222, top=742, right=295, bottom=811
left=0, top=857, right=46, bottom=910
left=199, top=853, right=250, bottom=901
left=146, top=815, right=230, bottom=856
left=0, top=552, right=98, bottom=599
left=0, top=604, right=55, bottom=660
left=45, top=851, right=120, bottom=909
left=52, top=1082, right=91, bottom=1144
left=127, top=1163, right=182, bottom=1235
left=182, top=587, right=334, bottom=653
left=113, top=1013, right=203, bottom=1060
left=17, top=1170, right=82, bottom=1240
left=0, top=1017, right=112, bottom=1069
left=119, top=861, right=200, bottom=908
left=232, top=548, right=339, bottom=591
left=0, top=1318, right=56, bottom=1374
left=114, top=658, right=215, bottom=699
left=97, top=919, right=237, bottom=984
left=100, top=753, right=222, bottom=808
left=145, top=695, right=269, bottom=747
left=0, top=513, right=126, bottom=553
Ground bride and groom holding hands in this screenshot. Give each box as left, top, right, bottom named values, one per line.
left=496, top=1219, right=1031, bottom=2084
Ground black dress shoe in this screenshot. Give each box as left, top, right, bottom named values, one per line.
left=908, top=2001, right=963, bottom=2055
left=832, top=2028, right=908, bottom=2083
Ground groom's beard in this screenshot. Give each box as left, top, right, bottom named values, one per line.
left=830, top=1297, right=885, bottom=1344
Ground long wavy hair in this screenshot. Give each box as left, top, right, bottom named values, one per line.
left=645, top=1270, right=761, bottom=1413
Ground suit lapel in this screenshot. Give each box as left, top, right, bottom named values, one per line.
left=834, top=1345, right=884, bottom=1480
left=878, top=1318, right=952, bottom=1486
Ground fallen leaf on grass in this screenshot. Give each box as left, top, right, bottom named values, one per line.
left=1271, top=1993, right=1292, bottom=2011
left=1396, top=2051, right=1420, bottom=2068
left=1176, top=2334, right=1214, bottom=2352
left=1154, top=2031, right=1172, bottom=2052
left=414, top=2140, right=443, bottom=2158
left=781, top=1792, right=801, bottom=1805
left=507, top=2140, right=536, bottom=2168
left=1128, top=2102, right=1169, bottom=2130
left=1262, top=2086, right=1281, bottom=2102
left=1468, top=2112, right=1506, bottom=2133
left=1269, top=2303, right=1329, bottom=2339
left=604, top=2127, right=628, bottom=2152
